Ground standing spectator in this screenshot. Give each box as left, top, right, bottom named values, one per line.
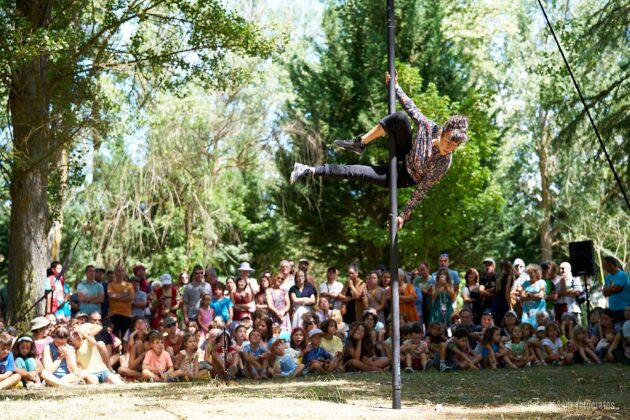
left=95, top=268, right=109, bottom=316
left=254, top=273, right=271, bottom=315
left=510, top=258, right=528, bottom=318
left=319, top=267, right=344, bottom=311
left=413, top=262, right=433, bottom=327
left=132, top=264, right=151, bottom=294
left=461, top=268, right=482, bottom=324
left=204, top=268, right=219, bottom=296
left=279, top=260, right=294, bottom=291
left=397, top=269, right=420, bottom=323
left=232, top=276, right=254, bottom=321
left=182, top=265, right=212, bottom=325
left=237, top=262, right=258, bottom=295
left=492, top=260, right=514, bottom=326
left=266, top=272, right=292, bottom=332
left=289, top=270, right=317, bottom=328
left=131, top=278, right=148, bottom=319
left=555, top=262, right=583, bottom=324
left=541, top=261, right=559, bottom=320
left=298, top=258, right=317, bottom=288
left=108, top=264, right=135, bottom=338
left=520, top=264, right=546, bottom=327
left=431, top=253, right=460, bottom=299
left=150, top=273, right=180, bottom=329
left=77, top=265, right=104, bottom=315
left=362, top=271, right=387, bottom=324
left=339, top=263, right=366, bottom=324
left=45, top=261, right=70, bottom=321
left=602, top=256, right=630, bottom=324
left=430, top=268, right=454, bottom=325
left=479, top=257, right=497, bottom=313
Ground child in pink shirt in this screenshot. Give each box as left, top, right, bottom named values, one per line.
left=142, top=331, right=174, bottom=382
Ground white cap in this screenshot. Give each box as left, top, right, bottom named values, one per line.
left=160, top=273, right=172, bottom=285
left=513, top=258, right=525, bottom=268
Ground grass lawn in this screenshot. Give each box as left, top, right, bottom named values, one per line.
left=2, top=363, right=628, bottom=419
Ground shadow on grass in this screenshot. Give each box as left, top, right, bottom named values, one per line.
left=1, top=363, right=627, bottom=417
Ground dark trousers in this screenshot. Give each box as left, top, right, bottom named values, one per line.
left=110, top=314, right=131, bottom=339
left=314, top=112, right=416, bottom=188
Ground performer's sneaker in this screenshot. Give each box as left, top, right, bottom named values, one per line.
left=334, top=136, right=365, bottom=155
left=290, top=162, right=314, bottom=184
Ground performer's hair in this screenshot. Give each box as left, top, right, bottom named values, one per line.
left=443, top=115, right=469, bottom=145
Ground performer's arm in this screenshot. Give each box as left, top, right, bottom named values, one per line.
left=395, top=85, right=432, bottom=126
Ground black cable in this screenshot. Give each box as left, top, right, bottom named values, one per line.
left=537, top=0, right=630, bottom=211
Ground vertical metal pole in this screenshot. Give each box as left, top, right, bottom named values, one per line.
left=387, top=0, right=401, bottom=410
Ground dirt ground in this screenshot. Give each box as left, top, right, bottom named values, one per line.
left=2, top=366, right=628, bottom=419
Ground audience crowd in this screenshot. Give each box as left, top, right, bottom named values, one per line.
left=0, top=254, right=628, bottom=389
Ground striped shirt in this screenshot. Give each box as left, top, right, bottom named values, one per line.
left=396, top=85, right=452, bottom=221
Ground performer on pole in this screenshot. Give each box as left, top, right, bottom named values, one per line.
left=290, top=72, right=469, bottom=230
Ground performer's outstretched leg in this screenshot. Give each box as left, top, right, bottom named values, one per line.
left=290, top=112, right=413, bottom=184
left=334, top=112, right=412, bottom=159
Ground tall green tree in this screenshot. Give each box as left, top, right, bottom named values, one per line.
left=0, top=0, right=279, bottom=326
left=277, top=0, right=500, bottom=272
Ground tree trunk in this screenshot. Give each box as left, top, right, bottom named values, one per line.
left=7, top=0, right=52, bottom=328
left=537, top=111, right=553, bottom=262
left=48, top=146, right=69, bottom=261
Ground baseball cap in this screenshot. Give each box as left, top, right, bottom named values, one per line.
left=536, top=326, right=546, bottom=333
left=482, top=257, right=495, bottom=265
left=308, top=328, right=324, bottom=339
left=163, top=316, right=177, bottom=327
left=240, top=312, right=252, bottom=320
left=513, top=258, right=525, bottom=267
left=160, top=273, right=172, bottom=285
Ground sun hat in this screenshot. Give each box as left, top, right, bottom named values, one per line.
left=30, top=316, right=50, bottom=331
left=237, top=262, right=255, bottom=273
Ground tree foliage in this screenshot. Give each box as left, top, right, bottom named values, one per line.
left=277, top=0, right=501, bottom=271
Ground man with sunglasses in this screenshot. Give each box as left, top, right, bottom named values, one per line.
left=290, top=72, right=469, bottom=231
left=182, top=265, right=212, bottom=325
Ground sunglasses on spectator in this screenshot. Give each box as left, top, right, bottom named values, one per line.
left=166, top=323, right=177, bottom=328
left=304, top=321, right=315, bottom=326
left=90, top=318, right=102, bottom=323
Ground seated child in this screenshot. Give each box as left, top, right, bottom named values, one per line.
left=320, top=319, right=344, bottom=372
left=162, top=317, right=184, bottom=360
left=425, top=322, right=448, bottom=371
left=572, top=325, right=599, bottom=364
left=587, top=307, right=603, bottom=347
left=268, top=337, right=304, bottom=378
left=211, top=330, right=240, bottom=380
left=481, top=326, right=516, bottom=369
left=173, top=332, right=207, bottom=381
left=302, top=329, right=337, bottom=375
left=42, top=326, right=84, bottom=386
left=241, top=329, right=269, bottom=379
left=118, top=334, right=151, bottom=380
left=439, top=327, right=482, bottom=370
left=528, top=325, right=547, bottom=365
left=11, top=334, right=43, bottom=389
left=541, top=322, right=573, bottom=365
left=142, top=331, right=175, bottom=382
left=0, top=332, right=22, bottom=390
left=401, top=323, right=428, bottom=372
left=505, top=326, right=530, bottom=367
left=330, top=309, right=348, bottom=341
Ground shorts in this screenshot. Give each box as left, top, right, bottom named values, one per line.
left=93, top=370, right=113, bottom=383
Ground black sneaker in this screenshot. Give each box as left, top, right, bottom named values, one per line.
left=334, top=136, right=365, bottom=155
left=290, top=162, right=314, bottom=184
